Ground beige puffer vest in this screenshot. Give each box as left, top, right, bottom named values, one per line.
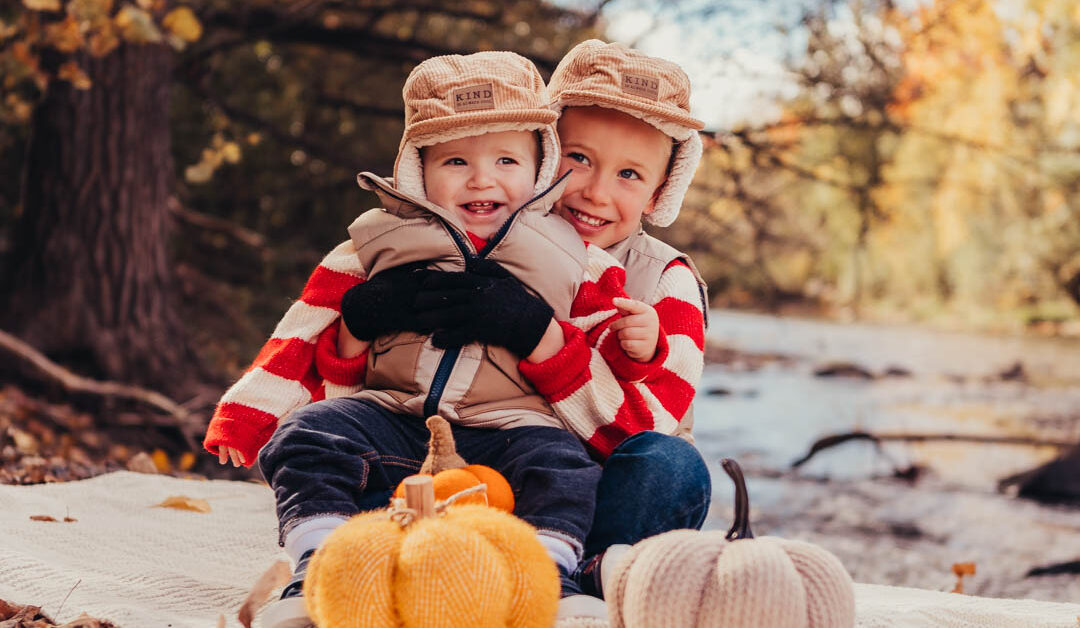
left=347, top=171, right=586, bottom=430
left=606, top=228, right=709, bottom=439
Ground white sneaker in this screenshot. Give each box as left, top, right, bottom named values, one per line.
left=261, top=596, right=313, bottom=628
left=557, top=593, right=608, bottom=621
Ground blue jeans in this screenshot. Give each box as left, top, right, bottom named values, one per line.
left=258, top=397, right=601, bottom=548
left=583, top=431, right=711, bottom=558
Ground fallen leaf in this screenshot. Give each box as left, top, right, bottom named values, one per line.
left=178, top=451, right=196, bottom=472
left=126, top=451, right=157, bottom=474
left=951, top=561, right=976, bottom=594
left=64, top=516, right=77, bottom=522
left=30, top=515, right=57, bottom=522
left=238, top=561, right=290, bottom=628
left=151, top=448, right=171, bottom=473
left=154, top=495, right=211, bottom=513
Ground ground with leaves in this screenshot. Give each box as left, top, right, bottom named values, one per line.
left=0, top=598, right=117, bottom=628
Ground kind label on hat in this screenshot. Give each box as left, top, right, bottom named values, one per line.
left=452, top=83, right=495, bottom=112
left=621, top=73, right=659, bottom=101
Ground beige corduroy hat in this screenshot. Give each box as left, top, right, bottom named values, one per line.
left=548, top=39, right=705, bottom=227
left=391, top=51, right=561, bottom=202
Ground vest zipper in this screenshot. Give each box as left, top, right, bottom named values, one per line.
left=420, top=169, right=571, bottom=414
left=423, top=346, right=461, bottom=417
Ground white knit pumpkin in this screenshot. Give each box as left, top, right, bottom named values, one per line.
left=608, top=459, right=855, bottom=628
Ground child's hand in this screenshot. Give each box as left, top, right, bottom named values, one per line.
left=218, top=446, right=246, bottom=467
left=610, top=297, right=660, bottom=362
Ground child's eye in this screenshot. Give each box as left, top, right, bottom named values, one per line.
left=497, top=157, right=518, bottom=165
left=443, top=157, right=466, bottom=166
left=566, top=152, right=589, bottom=166
left=618, top=168, right=641, bottom=180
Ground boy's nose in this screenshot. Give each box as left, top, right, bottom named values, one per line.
left=581, top=176, right=611, bottom=205
left=467, top=166, right=496, bottom=188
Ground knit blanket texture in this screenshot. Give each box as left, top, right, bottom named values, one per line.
left=1, top=472, right=1077, bottom=628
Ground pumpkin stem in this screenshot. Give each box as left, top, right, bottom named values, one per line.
left=420, top=415, right=468, bottom=475
left=722, top=458, right=754, bottom=540
left=402, top=475, right=436, bottom=519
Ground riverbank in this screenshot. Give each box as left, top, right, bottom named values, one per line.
left=697, top=309, right=1080, bottom=602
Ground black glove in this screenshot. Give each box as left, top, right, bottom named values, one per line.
left=414, top=258, right=554, bottom=357
left=340, top=262, right=432, bottom=340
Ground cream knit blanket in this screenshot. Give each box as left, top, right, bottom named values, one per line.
left=1, top=472, right=1077, bottom=628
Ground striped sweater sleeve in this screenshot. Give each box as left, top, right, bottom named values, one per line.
left=519, top=246, right=706, bottom=459
left=203, top=240, right=368, bottom=466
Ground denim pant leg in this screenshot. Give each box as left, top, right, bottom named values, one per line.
left=583, top=431, right=712, bottom=558
left=257, top=397, right=429, bottom=541
left=455, top=424, right=602, bottom=554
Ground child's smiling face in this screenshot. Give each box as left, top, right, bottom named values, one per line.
left=554, top=106, right=673, bottom=248
left=422, top=131, right=538, bottom=240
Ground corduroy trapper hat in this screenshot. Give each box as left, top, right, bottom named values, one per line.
left=548, top=40, right=705, bottom=227
left=390, top=51, right=561, bottom=202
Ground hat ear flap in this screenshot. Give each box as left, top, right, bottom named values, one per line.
left=394, top=140, right=427, bottom=200
left=644, top=131, right=702, bottom=227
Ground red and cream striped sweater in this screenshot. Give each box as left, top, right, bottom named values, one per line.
left=203, top=237, right=705, bottom=463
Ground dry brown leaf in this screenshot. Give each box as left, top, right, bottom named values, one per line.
left=238, top=561, right=290, bottom=628
left=154, top=495, right=211, bottom=513
left=64, top=516, right=77, bottom=522
left=126, top=451, right=157, bottom=474
left=951, top=561, right=976, bottom=594
left=30, top=514, right=57, bottom=522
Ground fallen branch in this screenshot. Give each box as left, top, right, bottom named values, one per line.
left=792, top=430, right=1076, bottom=468
left=0, top=328, right=200, bottom=448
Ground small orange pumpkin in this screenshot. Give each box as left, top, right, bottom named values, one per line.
left=392, top=416, right=515, bottom=512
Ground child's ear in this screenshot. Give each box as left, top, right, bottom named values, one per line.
left=643, top=182, right=666, bottom=216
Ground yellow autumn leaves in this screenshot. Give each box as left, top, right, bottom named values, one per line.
left=8, top=0, right=204, bottom=96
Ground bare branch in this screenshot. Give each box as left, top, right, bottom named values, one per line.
left=792, top=430, right=1076, bottom=468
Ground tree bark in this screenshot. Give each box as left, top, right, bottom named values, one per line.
left=2, top=42, right=200, bottom=398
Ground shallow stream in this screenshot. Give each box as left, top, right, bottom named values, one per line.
left=694, top=310, right=1080, bottom=600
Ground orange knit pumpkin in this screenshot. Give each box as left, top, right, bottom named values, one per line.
left=392, top=416, right=515, bottom=512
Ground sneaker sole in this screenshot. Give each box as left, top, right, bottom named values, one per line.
left=261, top=597, right=313, bottom=628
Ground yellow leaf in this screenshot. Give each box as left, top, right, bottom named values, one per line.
left=163, top=6, right=202, bottom=43
left=151, top=448, right=171, bottom=473
left=184, top=162, right=214, bottom=184
left=154, top=495, right=211, bottom=513
left=23, top=0, right=62, bottom=11
left=68, top=0, right=114, bottom=22
left=57, top=60, right=92, bottom=90
left=178, top=451, right=196, bottom=471
left=45, top=15, right=85, bottom=52
left=222, top=141, right=241, bottom=164
left=114, top=5, right=162, bottom=44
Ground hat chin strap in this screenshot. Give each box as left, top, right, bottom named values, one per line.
left=393, top=124, right=561, bottom=202
left=644, top=131, right=702, bottom=228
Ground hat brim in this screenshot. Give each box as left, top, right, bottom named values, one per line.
left=554, top=89, right=704, bottom=136
left=406, top=109, right=558, bottom=146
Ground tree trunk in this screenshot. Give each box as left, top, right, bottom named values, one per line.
left=2, top=42, right=200, bottom=398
